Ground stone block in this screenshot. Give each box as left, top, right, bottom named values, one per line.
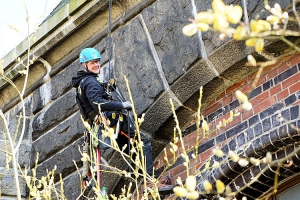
left=56, top=172, right=81, bottom=200
left=113, top=16, right=164, bottom=115
left=35, top=139, right=82, bottom=182
left=31, top=112, right=84, bottom=166
left=32, top=89, right=78, bottom=141
left=142, top=0, right=201, bottom=84
left=140, top=91, right=180, bottom=138
left=0, top=173, right=27, bottom=197
left=51, top=61, right=81, bottom=100
left=0, top=141, right=31, bottom=168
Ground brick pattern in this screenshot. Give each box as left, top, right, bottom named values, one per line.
left=155, top=55, right=300, bottom=199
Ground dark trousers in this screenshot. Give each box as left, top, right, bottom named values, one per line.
left=98, top=113, right=154, bottom=176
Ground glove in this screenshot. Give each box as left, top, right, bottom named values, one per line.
left=122, top=101, right=132, bottom=110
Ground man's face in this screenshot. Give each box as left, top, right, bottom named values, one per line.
left=84, top=59, right=101, bottom=74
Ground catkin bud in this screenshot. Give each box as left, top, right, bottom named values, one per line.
left=242, top=101, right=253, bottom=111
left=229, top=150, right=239, bottom=162
left=235, top=90, right=248, bottom=103
left=226, top=5, right=243, bottom=24
left=250, top=157, right=260, bottom=166
left=196, top=12, right=214, bottom=24
left=238, top=158, right=249, bottom=167
left=213, top=148, right=224, bottom=158
left=182, top=24, right=198, bottom=37
left=216, top=180, right=225, bottom=194
left=247, top=55, right=257, bottom=66
left=173, top=186, right=187, bottom=197
left=203, top=180, right=213, bottom=192
left=186, top=176, right=197, bottom=192
left=266, top=152, right=272, bottom=164
left=255, top=38, right=264, bottom=52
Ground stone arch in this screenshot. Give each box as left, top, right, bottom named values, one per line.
left=154, top=53, right=300, bottom=199
left=1, top=0, right=300, bottom=199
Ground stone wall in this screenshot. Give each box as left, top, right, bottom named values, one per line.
left=0, top=0, right=298, bottom=199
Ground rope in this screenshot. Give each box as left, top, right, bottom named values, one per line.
left=108, top=0, right=113, bottom=79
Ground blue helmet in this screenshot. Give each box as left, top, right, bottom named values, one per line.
left=79, top=48, right=101, bottom=63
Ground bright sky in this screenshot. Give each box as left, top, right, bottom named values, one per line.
left=0, top=0, right=62, bottom=58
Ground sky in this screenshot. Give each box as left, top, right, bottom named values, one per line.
left=0, top=0, right=62, bottom=58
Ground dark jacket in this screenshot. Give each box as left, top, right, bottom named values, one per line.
left=72, top=70, right=123, bottom=120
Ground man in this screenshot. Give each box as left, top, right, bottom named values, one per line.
left=71, top=47, right=172, bottom=192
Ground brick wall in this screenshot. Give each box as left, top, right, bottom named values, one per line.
left=155, top=54, right=300, bottom=200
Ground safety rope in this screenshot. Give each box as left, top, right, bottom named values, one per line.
left=108, top=0, right=113, bottom=79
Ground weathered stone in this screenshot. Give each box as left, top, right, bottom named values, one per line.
left=31, top=112, right=84, bottom=166
left=170, top=59, right=216, bottom=103
left=0, top=141, right=12, bottom=168
left=113, top=16, right=165, bottom=114
left=8, top=110, right=31, bottom=142
left=35, top=139, right=82, bottom=182
left=142, top=0, right=202, bottom=84
left=56, top=172, right=81, bottom=200
left=32, top=89, right=78, bottom=141
left=51, top=61, right=81, bottom=100
left=0, top=141, right=31, bottom=168
left=140, top=91, right=181, bottom=138
left=32, top=81, right=53, bottom=114
left=18, top=142, right=32, bottom=168
left=0, top=173, right=27, bottom=197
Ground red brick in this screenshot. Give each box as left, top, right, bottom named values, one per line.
left=267, top=61, right=284, bottom=79
left=240, top=83, right=254, bottom=96
left=189, top=138, right=197, bottom=149
left=189, top=166, right=196, bottom=175
left=206, top=99, right=217, bottom=108
left=172, top=170, right=187, bottom=185
left=242, top=109, right=254, bottom=121
left=289, top=81, right=300, bottom=94
left=276, top=89, right=289, bottom=101
left=271, top=95, right=278, bottom=104
left=183, top=131, right=197, bottom=145
left=282, top=72, right=300, bottom=89
left=169, top=164, right=187, bottom=177
left=203, top=102, right=222, bottom=116
left=253, top=98, right=272, bottom=115
left=250, top=90, right=270, bottom=107
left=223, top=114, right=242, bottom=131
left=226, top=79, right=247, bottom=95
left=222, top=94, right=233, bottom=106
left=261, top=61, right=279, bottom=76
left=289, top=53, right=300, bottom=66
left=248, top=72, right=266, bottom=87
left=216, top=91, right=226, bottom=101
left=175, top=138, right=183, bottom=149
left=277, top=62, right=290, bottom=74
left=254, top=76, right=267, bottom=87
left=188, top=158, right=197, bottom=170
left=200, top=148, right=213, bottom=162
left=214, top=113, right=228, bottom=126
left=270, top=84, right=282, bottom=96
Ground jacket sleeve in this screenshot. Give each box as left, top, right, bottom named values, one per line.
left=82, top=77, right=124, bottom=112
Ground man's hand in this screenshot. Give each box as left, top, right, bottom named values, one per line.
left=122, top=101, right=132, bottom=110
